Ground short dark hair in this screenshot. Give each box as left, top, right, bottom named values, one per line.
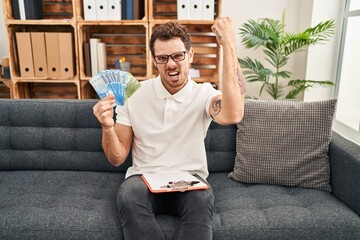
left=150, top=22, right=192, bottom=56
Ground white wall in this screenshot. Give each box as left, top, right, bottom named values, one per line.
left=0, top=3, right=8, bottom=62
left=222, top=0, right=304, bottom=99
left=303, top=0, right=343, bottom=101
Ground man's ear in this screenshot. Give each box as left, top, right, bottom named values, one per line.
left=152, top=58, right=158, bottom=69
left=188, top=47, right=195, bottom=64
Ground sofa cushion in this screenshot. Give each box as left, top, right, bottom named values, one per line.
left=1, top=171, right=359, bottom=240
left=209, top=173, right=360, bottom=240
left=0, top=99, right=132, bottom=173
left=0, top=171, right=124, bottom=240
left=229, top=99, right=336, bottom=192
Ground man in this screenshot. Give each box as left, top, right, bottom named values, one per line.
left=93, top=17, right=245, bottom=240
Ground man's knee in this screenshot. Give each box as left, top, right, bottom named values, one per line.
left=116, top=176, right=151, bottom=212
left=182, top=189, right=214, bottom=215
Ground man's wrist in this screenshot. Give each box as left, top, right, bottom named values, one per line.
left=102, top=125, right=114, bottom=132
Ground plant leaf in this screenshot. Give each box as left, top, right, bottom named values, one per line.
left=266, top=83, right=283, bottom=99
left=305, top=19, right=336, bottom=42
left=288, top=79, right=335, bottom=87
left=282, top=20, right=335, bottom=56
left=286, top=79, right=335, bottom=99
left=273, top=70, right=291, bottom=79
left=239, top=57, right=273, bottom=83
left=240, top=19, right=269, bottom=49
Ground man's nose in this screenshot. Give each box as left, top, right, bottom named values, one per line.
left=166, top=57, right=177, bottom=67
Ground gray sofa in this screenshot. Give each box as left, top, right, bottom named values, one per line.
left=0, top=99, right=359, bottom=240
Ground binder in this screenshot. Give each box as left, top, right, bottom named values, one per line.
left=90, top=38, right=100, bottom=76
left=95, top=0, right=108, bottom=20
left=108, top=0, right=121, bottom=20
left=16, top=32, right=35, bottom=77
left=132, top=0, right=145, bottom=20
left=58, top=32, right=74, bottom=78
left=121, top=0, right=127, bottom=19
left=30, top=32, right=48, bottom=77
left=133, top=0, right=139, bottom=20
left=126, top=0, right=133, bottom=20
left=83, top=0, right=97, bottom=20
left=83, top=42, right=92, bottom=77
left=97, top=42, right=107, bottom=72
left=201, top=0, right=214, bottom=20
left=24, top=0, right=43, bottom=20
left=177, top=0, right=190, bottom=20
left=189, top=0, right=202, bottom=20
left=12, top=0, right=20, bottom=19
left=45, top=32, right=61, bottom=78
left=141, top=171, right=209, bottom=193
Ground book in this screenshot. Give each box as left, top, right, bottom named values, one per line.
left=89, top=69, right=141, bottom=106
left=141, top=171, right=209, bottom=193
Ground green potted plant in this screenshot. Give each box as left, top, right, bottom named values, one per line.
left=239, top=13, right=336, bottom=99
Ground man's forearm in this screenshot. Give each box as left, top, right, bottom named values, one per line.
left=101, top=126, right=128, bottom=167
left=220, top=43, right=245, bottom=122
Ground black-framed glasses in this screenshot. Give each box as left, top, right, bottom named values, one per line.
left=153, top=51, right=187, bottom=64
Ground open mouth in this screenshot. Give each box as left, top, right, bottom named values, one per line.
left=168, top=70, right=180, bottom=80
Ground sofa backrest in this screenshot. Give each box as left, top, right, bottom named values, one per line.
left=0, top=99, right=236, bottom=173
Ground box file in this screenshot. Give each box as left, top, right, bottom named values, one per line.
left=45, top=32, right=61, bottom=78
left=83, top=0, right=97, bottom=20
left=30, top=32, right=48, bottom=77
left=16, top=32, right=35, bottom=77
left=201, top=0, right=214, bottom=20
left=177, top=0, right=190, bottom=20
left=189, top=0, right=202, bottom=20
left=108, top=0, right=122, bottom=20
left=95, top=0, right=108, bottom=20
left=58, top=33, right=74, bottom=78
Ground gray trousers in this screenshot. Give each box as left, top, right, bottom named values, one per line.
left=116, top=175, right=214, bottom=240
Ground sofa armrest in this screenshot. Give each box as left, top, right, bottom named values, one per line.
left=329, top=132, right=360, bottom=216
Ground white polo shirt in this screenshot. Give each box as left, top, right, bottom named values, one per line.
left=116, top=76, right=221, bottom=179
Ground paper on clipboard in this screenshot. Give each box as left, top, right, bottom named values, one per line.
left=141, top=171, right=209, bottom=193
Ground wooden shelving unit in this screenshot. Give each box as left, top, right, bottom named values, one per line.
left=2, top=0, right=222, bottom=99
left=2, top=0, right=79, bottom=99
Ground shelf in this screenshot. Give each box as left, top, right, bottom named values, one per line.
left=78, top=23, right=149, bottom=80
left=4, top=19, right=76, bottom=26
left=18, top=82, right=79, bottom=99
left=3, top=0, right=222, bottom=99
left=7, top=24, right=78, bottom=80
left=0, top=77, right=11, bottom=98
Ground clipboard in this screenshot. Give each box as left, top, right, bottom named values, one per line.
left=141, top=171, right=209, bottom=193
